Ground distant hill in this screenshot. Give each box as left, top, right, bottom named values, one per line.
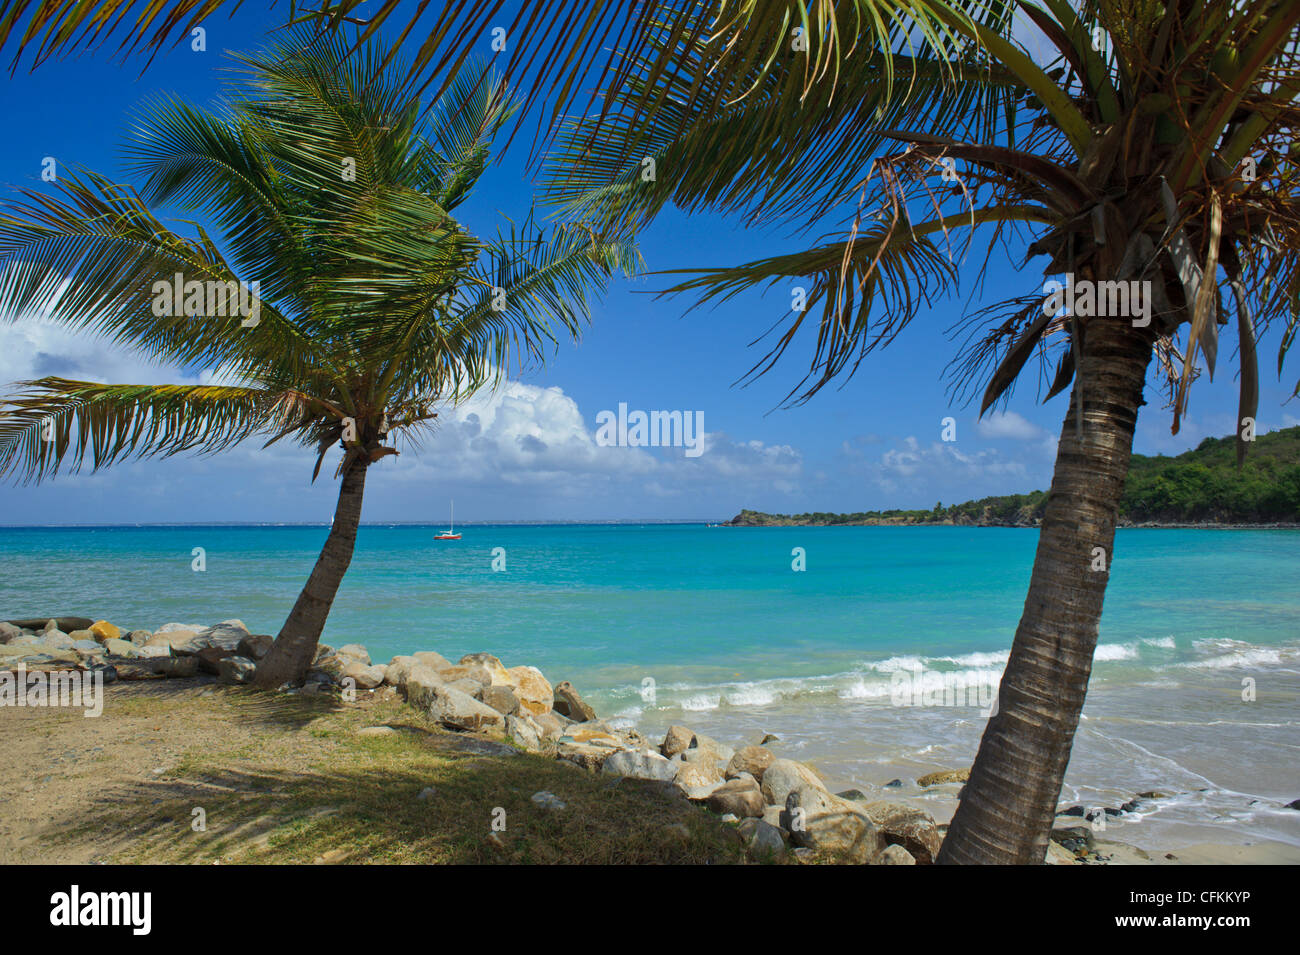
left=725, top=426, right=1300, bottom=527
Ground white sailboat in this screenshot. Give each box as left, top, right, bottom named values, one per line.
left=434, top=500, right=461, bottom=540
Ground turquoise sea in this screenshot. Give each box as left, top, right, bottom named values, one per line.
left=3, top=523, right=1299, bottom=849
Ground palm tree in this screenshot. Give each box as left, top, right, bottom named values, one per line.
left=4, top=0, right=1299, bottom=863
left=538, top=0, right=1300, bottom=863
left=0, top=28, right=639, bottom=687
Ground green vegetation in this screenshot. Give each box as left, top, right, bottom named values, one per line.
left=730, top=427, right=1300, bottom=527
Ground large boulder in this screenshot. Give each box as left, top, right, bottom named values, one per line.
left=102, top=638, right=143, bottom=658
left=552, top=681, right=597, bottom=722
left=342, top=661, right=386, bottom=689
left=738, top=818, right=787, bottom=860
left=5, top=616, right=93, bottom=633
left=423, top=683, right=503, bottom=732
left=505, top=714, right=544, bottom=752
left=114, top=656, right=199, bottom=680
left=218, top=656, right=257, bottom=685
left=707, top=778, right=765, bottom=818
left=412, top=650, right=453, bottom=672
left=690, top=734, right=734, bottom=765
left=337, top=644, right=371, bottom=665
left=859, top=800, right=944, bottom=864
left=601, top=748, right=676, bottom=783
left=89, top=620, right=122, bottom=643
left=42, top=631, right=75, bottom=650
left=760, top=759, right=827, bottom=807
left=504, top=665, right=552, bottom=716
left=144, top=624, right=201, bottom=652
left=236, top=633, right=274, bottom=661
left=727, top=746, right=776, bottom=782
left=531, top=711, right=570, bottom=741
left=0, top=622, right=24, bottom=644
left=482, top=684, right=521, bottom=716
left=557, top=739, right=610, bottom=772
left=784, top=786, right=886, bottom=863
left=875, top=844, right=917, bottom=865
left=403, top=664, right=447, bottom=711
left=674, top=756, right=723, bottom=797
left=661, top=725, right=695, bottom=758
left=383, top=655, right=420, bottom=687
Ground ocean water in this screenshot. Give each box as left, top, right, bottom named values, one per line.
left=3, top=523, right=1298, bottom=849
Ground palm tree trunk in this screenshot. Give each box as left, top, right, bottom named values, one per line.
left=254, top=458, right=368, bottom=688
left=937, top=314, right=1155, bottom=864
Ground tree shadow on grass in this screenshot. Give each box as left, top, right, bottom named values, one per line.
left=55, top=728, right=748, bottom=865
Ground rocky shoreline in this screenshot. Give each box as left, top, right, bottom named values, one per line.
left=6, top=615, right=1295, bottom=864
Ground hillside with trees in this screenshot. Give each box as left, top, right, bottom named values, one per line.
left=726, top=427, right=1300, bottom=527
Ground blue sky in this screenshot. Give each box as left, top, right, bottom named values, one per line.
left=0, top=3, right=1295, bottom=524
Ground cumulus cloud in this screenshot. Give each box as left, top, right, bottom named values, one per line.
left=976, top=410, right=1048, bottom=441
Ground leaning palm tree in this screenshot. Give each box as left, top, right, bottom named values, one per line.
left=0, top=27, right=638, bottom=687
left=4, top=0, right=1299, bottom=864
left=538, top=0, right=1300, bottom=863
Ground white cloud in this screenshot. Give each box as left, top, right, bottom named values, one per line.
left=976, top=410, right=1047, bottom=441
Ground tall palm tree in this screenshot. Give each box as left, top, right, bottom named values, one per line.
left=538, top=0, right=1300, bottom=863
left=4, top=0, right=1298, bottom=863
left=0, top=27, right=639, bottom=687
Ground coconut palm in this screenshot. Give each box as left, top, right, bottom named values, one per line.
left=0, top=27, right=639, bottom=687
left=538, top=0, right=1300, bottom=863
left=4, top=0, right=1299, bottom=864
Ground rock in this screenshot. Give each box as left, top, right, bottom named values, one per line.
left=505, top=714, right=544, bottom=751
left=917, top=769, right=970, bottom=787
left=137, top=645, right=170, bottom=658
left=1050, top=825, right=1096, bottom=853
left=67, top=629, right=94, bottom=641
left=661, top=725, right=695, bottom=758
left=342, top=661, right=385, bottom=689
left=532, top=711, right=569, bottom=741
left=195, top=645, right=238, bottom=674
left=417, top=787, right=437, bottom=800
left=707, top=778, right=766, bottom=818
left=760, top=758, right=827, bottom=807
left=0, top=622, right=22, bottom=644
left=425, top=684, right=504, bottom=732
left=357, top=726, right=397, bottom=737
left=144, top=627, right=199, bottom=651
left=504, top=665, right=552, bottom=716
left=531, top=791, right=566, bottom=811
left=784, top=786, right=886, bottom=863
left=4, top=616, right=91, bottom=633
left=1286, top=799, right=1300, bottom=811
left=42, top=632, right=76, bottom=650
left=859, top=800, right=944, bottom=864
left=71, top=640, right=103, bottom=654
left=565, top=725, right=620, bottom=745
left=690, top=733, right=734, bottom=765
left=482, top=684, right=521, bottom=716
left=1045, top=841, right=1079, bottom=865
left=102, top=638, right=143, bottom=658
left=125, top=629, right=153, bottom=646
left=759, top=734, right=779, bottom=744
left=337, top=643, right=370, bottom=665
left=384, top=655, right=420, bottom=687
left=601, top=748, right=676, bottom=783
left=875, top=844, right=916, bottom=865
left=447, top=677, right=486, bottom=699
left=739, top=818, right=787, bottom=859
left=113, top=656, right=199, bottom=680
left=1137, top=790, right=1173, bottom=800
left=88, top=620, right=121, bottom=643
left=837, top=789, right=868, bottom=802
left=412, top=650, right=453, bottom=672
left=674, top=757, right=723, bottom=795
left=726, top=745, right=776, bottom=782
left=552, top=681, right=597, bottom=722
left=438, top=663, right=496, bottom=689
left=236, top=633, right=274, bottom=660
left=403, top=664, right=447, bottom=711
left=557, top=739, right=610, bottom=772
left=218, top=655, right=257, bottom=684
left=884, top=778, right=904, bottom=788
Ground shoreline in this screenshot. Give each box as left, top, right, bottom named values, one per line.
left=6, top=614, right=1298, bottom=864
